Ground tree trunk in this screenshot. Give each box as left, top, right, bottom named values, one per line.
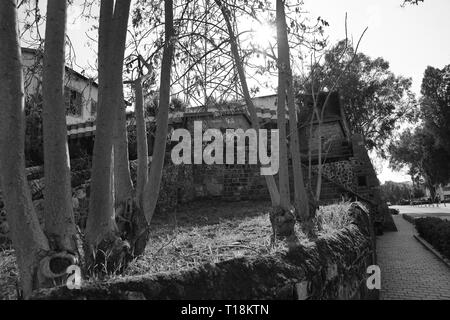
left=0, top=0, right=50, bottom=298
left=135, top=79, right=148, bottom=208
left=315, top=112, right=324, bottom=201
left=143, top=0, right=175, bottom=224
left=85, top=0, right=131, bottom=271
left=276, top=0, right=291, bottom=211
left=215, top=0, right=280, bottom=207
left=42, top=0, right=80, bottom=257
left=282, top=44, right=311, bottom=223
left=287, top=84, right=315, bottom=236
left=268, top=0, right=298, bottom=240
left=119, top=78, right=151, bottom=258
left=279, top=10, right=315, bottom=235
left=113, top=87, right=133, bottom=213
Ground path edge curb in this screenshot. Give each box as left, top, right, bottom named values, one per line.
left=413, top=234, right=450, bottom=269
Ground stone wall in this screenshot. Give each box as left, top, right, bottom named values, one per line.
left=0, top=159, right=195, bottom=242
left=192, top=163, right=268, bottom=201
left=1, top=130, right=395, bottom=243
left=31, top=203, right=378, bottom=300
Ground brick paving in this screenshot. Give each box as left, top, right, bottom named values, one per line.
left=376, top=215, right=450, bottom=300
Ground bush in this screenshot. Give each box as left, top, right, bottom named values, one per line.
left=415, top=217, right=450, bottom=260
left=389, top=208, right=400, bottom=215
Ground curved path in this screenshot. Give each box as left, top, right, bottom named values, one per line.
left=376, top=214, right=450, bottom=300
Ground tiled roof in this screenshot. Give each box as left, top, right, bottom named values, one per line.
left=66, top=93, right=344, bottom=137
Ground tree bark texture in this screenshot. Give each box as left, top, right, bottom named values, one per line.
left=42, top=0, right=80, bottom=256
left=142, top=0, right=175, bottom=224
left=215, top=0, right=280, bottom=207
left=86, top=0, right=131, bottom=271
left=0, top=0, right=50, bottom=298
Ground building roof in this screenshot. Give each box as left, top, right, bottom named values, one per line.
left=21, top=47, right=98, bottom=88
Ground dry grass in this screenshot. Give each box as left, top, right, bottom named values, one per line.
left=316, top=201, right=353, bottom=234
left=0, top=248, right=18, bottom=300
left=0, top=200, right=354, bottom=299
left=123, top=200, right=285, bottom=276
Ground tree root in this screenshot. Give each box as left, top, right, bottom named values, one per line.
left=87, top=234, right=131, bottom=275
left=37, top=251, right=78, bottom=290
left=269, top=206, right=297, bottom=240
left=116, top=197, right=150, bottom=259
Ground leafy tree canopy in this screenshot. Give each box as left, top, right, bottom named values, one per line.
left=300, top=40, right=417, bottom=154
left=402, top=0, right=424, bottom=5
left=380, top=181, right=416, bottom=204
left=420, top=65, right=450, bottom=153
left=389, top=127, right=450, bottom=193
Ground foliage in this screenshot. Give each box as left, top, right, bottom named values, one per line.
left=389, top=65, right=450, bottom=194
left=389, top=127, right=450, bottom=196
left=415, top=217, right=450, bottom=260
left=380, top=181, right=413, bottom=204
left=301, top=40, right=417, bottom=154
left=420, top=65, right=450, bottom=153
left=412, top=186, right=426, bottom=199
left=402, top=0, right=424, bottom=5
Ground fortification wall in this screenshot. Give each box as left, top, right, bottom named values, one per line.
left=31, top=203, right=378, bottom=300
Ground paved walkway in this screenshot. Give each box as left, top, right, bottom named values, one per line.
left=376, top=215, right=450, bottom=300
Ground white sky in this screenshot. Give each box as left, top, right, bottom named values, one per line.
left=26, top=0, right=450, bottom=184
left=303, top=0, right=450, bottom=184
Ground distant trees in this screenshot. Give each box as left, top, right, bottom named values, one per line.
left=389, top=64, right=450, bottom=200
left=303, top=40, right=416, bottom=154
left=380, top=181, right=426, bottom=204
left=389, top=128, right=450, bottom=200
left=380, top=181, right=411, bottom=204
left=420, top=65, right=450, bottom=153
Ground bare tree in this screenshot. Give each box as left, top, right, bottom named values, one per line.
left=275, top=0, right=313, bottom=236
left=276, top=0, right=292, bottom=212
left=120, top=55, right=154, bottom=257
left=215, top=0, right=280, bottom=206
left=113, top=86, right=134, bottom=220
left=304, top=20, right=367, bottom=203
left=85, top=0, right=132, bottom=270
left=142, top=0, right=175, bottom=225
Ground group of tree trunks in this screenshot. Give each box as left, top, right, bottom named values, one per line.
left=0, top=0, right=319, bottom=298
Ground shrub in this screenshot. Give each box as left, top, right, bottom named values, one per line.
left=415, top=217, right=450, bottom=260
left=389, top=208, right=400, bottom=215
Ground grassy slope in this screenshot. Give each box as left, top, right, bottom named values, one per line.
left=0, top=200, right=352, bottom=299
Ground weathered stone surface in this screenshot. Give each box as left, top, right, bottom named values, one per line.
left=31, top=203, right=378, bottom=300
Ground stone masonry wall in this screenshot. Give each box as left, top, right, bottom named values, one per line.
left=0, top=159, right=195, bottom=243
left=31, top=203, right=378, bottom=300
